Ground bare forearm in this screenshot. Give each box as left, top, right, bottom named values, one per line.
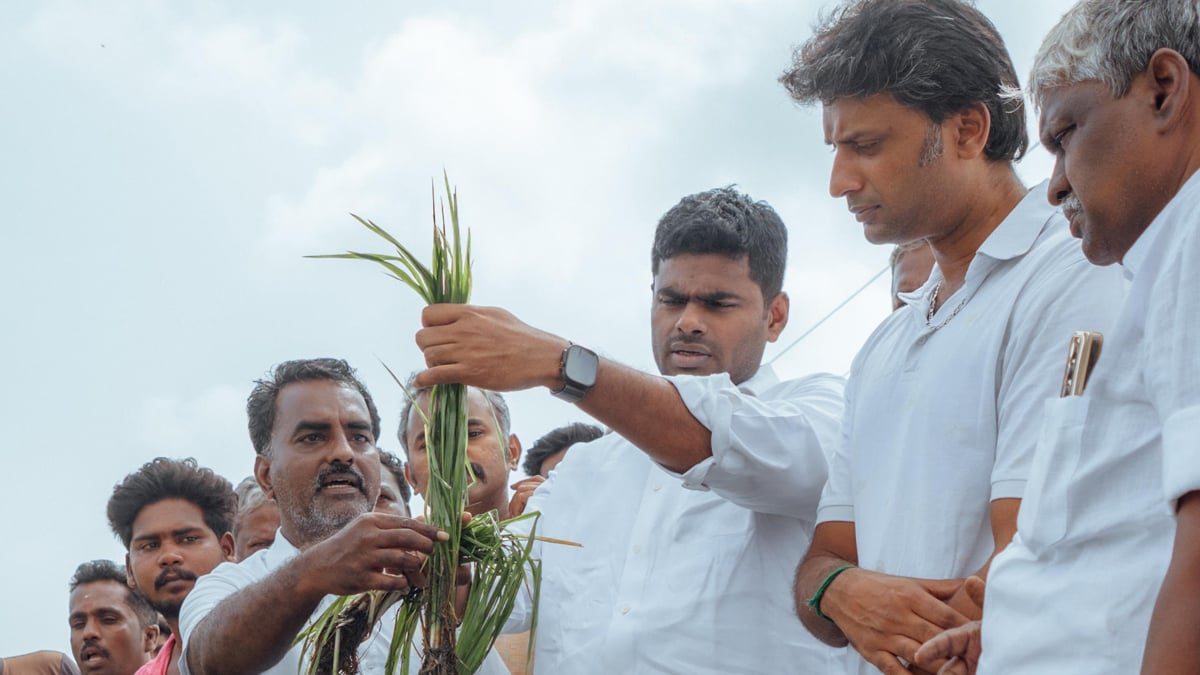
left=576, top=359, right=712, bottom=473
left=187, top=559, right=324, bottom=674
left=794, top=552, right=854, bottom=647
left=1142, top=491, right=1200, bottom=674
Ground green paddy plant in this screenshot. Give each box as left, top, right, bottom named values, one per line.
left=299, top=174, right=542, bottom=674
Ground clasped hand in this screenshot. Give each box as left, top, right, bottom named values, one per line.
left=821, top=567, right=970, bottom=675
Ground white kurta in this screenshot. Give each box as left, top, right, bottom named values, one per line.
left=505, top=366, right=846, bottom=674
left=178, top=530, right=508, bottom=675
left=979, top=172, right=1200, bottom=673
left=817, top=184, right=1126, bottom=674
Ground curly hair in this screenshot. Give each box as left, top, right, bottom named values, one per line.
left=651, top=187, right=788, bottom=302
left=106, top=457, right=236, bottom=550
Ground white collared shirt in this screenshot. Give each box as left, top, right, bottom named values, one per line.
left=979, top=172, right=1200, bottom=673
left=178, top=530, right=508, bottom=675
left=505, top=366, right=846, bottom=674
left=818, top=184, right=1126, bottom=674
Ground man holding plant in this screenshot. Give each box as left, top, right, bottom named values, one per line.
left=413, top=186, right=847, bottom=672
left=178, top=358, right=507, bottom=674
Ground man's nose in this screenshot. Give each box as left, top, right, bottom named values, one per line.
left=675, top=302, right=706, bottom=335
left=829, top=148, right=862, bottom=198
left=1047, top=157, right=1071, bottom=206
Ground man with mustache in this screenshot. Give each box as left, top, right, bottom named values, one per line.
left=105, top=457, right=237, bottom=675
left=177, top=358, right=506, bottom=674
left=68, top=561, right=157, bottom=675
left=779, top=1, right=1126, bottom=673
left=399, top=384, right=519, bottom=519
left=411, top=187, right=847, bottom=672
left=915, top=1, right=1200, bottom=672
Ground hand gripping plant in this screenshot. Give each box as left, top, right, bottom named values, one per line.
left=299, top=175, right=542, bottom=675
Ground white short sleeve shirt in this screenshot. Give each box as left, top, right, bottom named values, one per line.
left=818, top=185, right=1126, bottom=674
left=979, top=172, right=1200, bottom=673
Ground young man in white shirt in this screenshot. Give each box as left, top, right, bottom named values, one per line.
left=916, top=2, right=1200, bottom=672
left=779, top=1, right=1125, bottom=673
left=411, top=186, right=847, bottom=673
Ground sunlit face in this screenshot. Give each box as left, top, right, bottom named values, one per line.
left=651, top=253, right=787, bottom=385
left=891, top=244, right=935, bottom=311
left=823, top=94, right=961, bottom=245
left=404, top=388, right=519, bottom=516
left=1039, top=79, right=1164, bottom=265
left=126, top=498, right=233, bottom=619
left=68, top=580, right=154, bottom=675
left=233, top=501, right=280, bottom=562
left=254, top=380, right=380, bottom=548
left=376, top=468, right=412, bottom=518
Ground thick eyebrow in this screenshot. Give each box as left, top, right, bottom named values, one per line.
left=657, top=288, right=743, bottom=303
left=346, top=420, right=372, bottom=432
left=291, top=420, right=331, bottom=436
left=131, top=526, right=205, bottom=545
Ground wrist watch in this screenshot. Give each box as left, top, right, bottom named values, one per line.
left=552, top=344, right=598, bottom=403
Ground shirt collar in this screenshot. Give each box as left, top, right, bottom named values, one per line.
left=1122, top=169, right=1200, bottom=279
left=975, top=180, right=1058, bottom=262
left=264, top=528, right=300, bottom=561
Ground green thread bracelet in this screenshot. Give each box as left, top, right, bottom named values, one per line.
left=806, top=563, right=856, bottom=622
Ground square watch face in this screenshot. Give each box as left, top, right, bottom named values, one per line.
left=565, top=346, right=599, bottom=387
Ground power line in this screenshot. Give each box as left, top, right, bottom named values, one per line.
left=768, top=264, right=890, bottom=365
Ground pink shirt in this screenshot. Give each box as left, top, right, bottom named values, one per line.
left=134, top=634, right=174, bottom=675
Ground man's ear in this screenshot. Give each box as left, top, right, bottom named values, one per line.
left=220, top=532, right=236, bottom=562
left=403, top=463, right=423, bottom=497
left=952, top=102, right=991, bottom=160
left=1147, top=48, right=1195, bottom=133
left=125, top=554, right=137, bottom=590
left=254, top=454, right=274, bottom=500
left=142, top=623, right=158, bottom=656
left=765, top=292, right=790, bottom=342
left=506, top=435, right=522, bottom=470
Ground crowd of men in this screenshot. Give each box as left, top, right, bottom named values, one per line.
left=4, top=0, right=1198, bottom=673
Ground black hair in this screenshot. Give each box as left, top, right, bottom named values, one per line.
left=106, top=457, right=236, bottom=549
left=246, top=358, right=381, bottom=456
left=522, top=422, right=605, bottom=476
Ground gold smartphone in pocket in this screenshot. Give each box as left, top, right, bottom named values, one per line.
left=1059, top=331, right=1103, bottom=398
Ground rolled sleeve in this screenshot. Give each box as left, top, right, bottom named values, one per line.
left=666, top=370, right=845, bottom=518
left=1162, top=405, right=1200, bottom=508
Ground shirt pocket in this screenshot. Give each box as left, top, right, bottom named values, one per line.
left=1016, top=396, right=1090, bottom=553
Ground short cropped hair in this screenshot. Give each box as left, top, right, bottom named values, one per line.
left=379, top=449, right=413, bottom=504
left=246, top=358, right=381, bottom=456
left=106, top=457, right=237, bottom=550
left=68, top=560, right=158, bottom=628
left=781, top=0, right=1028, bottom=162
left=651, top=187, right=788, bottom=302
left=1030, top=0, right=1200, bottom=108
left=522, top=422, right=605, bottom=476
left=396, top=375, right=512, bottom=455
left=232, top=476, right=272, bottom=536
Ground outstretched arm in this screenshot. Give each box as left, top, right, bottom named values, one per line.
left=414, top=304, right=715, bottom=473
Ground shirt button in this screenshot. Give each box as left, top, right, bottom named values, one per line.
left=620, top=605, right=631, bottom=615
left=632, top=545, right=641, bottom=554
left=915, top=335, right=928, bottom=346
left=652, top=484, right=662, bottom=492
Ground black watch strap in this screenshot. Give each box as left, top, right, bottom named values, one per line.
left=552, top=344, right=598, bottom=403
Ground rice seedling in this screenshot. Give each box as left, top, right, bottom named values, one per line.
left=299, top=174, right=543, bottom=674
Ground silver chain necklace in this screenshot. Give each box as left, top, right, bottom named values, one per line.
left=925, top=280, right=969, bottom=331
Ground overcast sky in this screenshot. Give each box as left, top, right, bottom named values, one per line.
left=1, top=0, right=1076, bottom=659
